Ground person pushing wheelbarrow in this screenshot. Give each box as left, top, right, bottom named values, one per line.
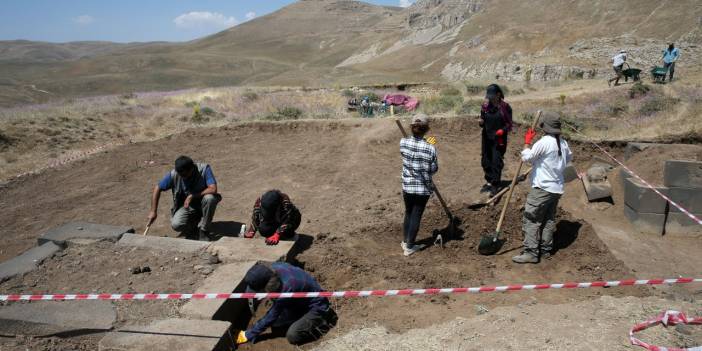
left=512, top=113, right=573, bottom=264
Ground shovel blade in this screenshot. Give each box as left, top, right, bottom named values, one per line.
left=478, top=232, right=505, bottom=255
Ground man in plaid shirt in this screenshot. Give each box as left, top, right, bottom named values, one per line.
left=400, top=113, right=438, bottom=256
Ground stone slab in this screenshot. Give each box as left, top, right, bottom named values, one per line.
left=206, top=236, right=297, bottom=264
left=180, top=262, right=255, bottom=321
left=623, top=177, right=670, bottom=214
left=667, top=187, right=702, bottom=214
left=0, top=242, right=62, bottom=282
left=99, top=318, right=232, bottom=351
left=665, top=213, right=702, bottom=237
left=624, top=205, right=665, bottom=234
left=118, top=233, right=210, bottom=253
left=564, top=163, right=578, bottom=183
left=624, top=142, right=664, bottom=160
left=38, top=222, right=134, bottom=246
left=664, top=160, right=702, bottom=188
left=0, top=300, right=115, bottom=337
left=582, top=177, right=612, bottom=201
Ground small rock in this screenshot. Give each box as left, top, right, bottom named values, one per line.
left=77, top=227, right=84, bottom=231
left=199, top=266, right=214, bottom=275
left=110, top=271, right=119, bottom=277
left=130, top=266, right=142, bottom=274
left=141, top=266, right=151, bottom=273
left=475, top=305, right=489, bottom=315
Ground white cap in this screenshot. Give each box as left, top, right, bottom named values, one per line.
left=411, top=113, right=429, bottom=126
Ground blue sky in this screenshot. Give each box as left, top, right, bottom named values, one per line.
left=0, top=0, right=415, bottom=43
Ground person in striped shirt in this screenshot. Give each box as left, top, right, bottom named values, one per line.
left=400, top=113, right=439, bottom=256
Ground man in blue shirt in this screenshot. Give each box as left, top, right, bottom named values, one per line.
left=661, top=43, right=680, bottom=82
left=147, top=155, right=220, bottom=241
left=236, top=262, right=337, bottom=346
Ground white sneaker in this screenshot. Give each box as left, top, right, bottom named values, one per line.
left=403, top=244, right=426, bottom=256
left=401, top=242, right=407, bottom=250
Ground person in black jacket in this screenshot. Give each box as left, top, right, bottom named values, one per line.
left=244, top=190, right=301, bottom=245
left=479, top=84, right=513, bottom=197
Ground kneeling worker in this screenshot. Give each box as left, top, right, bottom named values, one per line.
left=147, top=156, right=220, bottom=241
left=236, top=262, right=338, bottom=346
left=244, top=190, right=301, bottom=245
left=513, top=114, right=572, bottom=264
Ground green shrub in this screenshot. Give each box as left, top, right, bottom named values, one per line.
left=441, top=87, right=462, bottom=97
left=422, top=94, right=464, bottom=114
left=184, top=101, right=198, bottom=108
left=264, top=106, right=304, bottom=121
left=465, top=83, right=486, bottom=95
left=191, top=104, right=209, bottom=124
left=341, top=89, right=355, bottom=98
left=638, top=96, right=679, bottom=116
left=366, top=92, right=381, bottom=103
left=559, top=94, right=567, bottom=105
left=458, top=99, right=483, bottom=115
left=201, top=106, right=216, bottom=116
left=629, top=82, right=651, bottom=99
left=242, top=91, right=259, bottom=101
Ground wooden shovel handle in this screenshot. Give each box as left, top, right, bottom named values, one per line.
left=495, top=111, right=542, bottom=234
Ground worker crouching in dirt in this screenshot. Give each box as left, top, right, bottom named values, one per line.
left=236, top=262, right=338, bottom=346
left=244, top=190, right=301, bottom=245
left=512, top=114, right=572, bottom=264
left=147, top=156, right=220, bottom=241
left=479, top=84, right=513, bottom=197
left=400, top=113, right=438, bottom=256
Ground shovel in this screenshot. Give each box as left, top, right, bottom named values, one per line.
left=395, top=119, right=459, bottom=246
left=478, top=110, right=542, bottom=255
left=468, top=167, right=532, bottom=210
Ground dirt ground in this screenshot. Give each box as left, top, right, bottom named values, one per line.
left=0, top=241, right=211, bottom=350
left=0, top=117, right=700, bottom=350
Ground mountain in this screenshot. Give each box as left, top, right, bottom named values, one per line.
left=1, top=0, right=701, bottom=106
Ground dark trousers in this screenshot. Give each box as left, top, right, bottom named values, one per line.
left=664, top=62, right=675, bottom=81
left=481, top=136, right=506, bottom=187
left=403, top=192, right=430, bottom=246
left=272, top=308, right=338, bottom=345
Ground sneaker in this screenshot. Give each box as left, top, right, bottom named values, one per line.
left=480, top=183, right=492, bottom=194
left=512, top=252, right=539, bottom=264
left=541, top=251, right=552, bottom=260
left=403, top=243, right=426, bottom=256
left=401, top=242, right=407, bottom=250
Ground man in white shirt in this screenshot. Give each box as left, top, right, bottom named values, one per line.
left=513, top=114, right=573, bottom=264
left=608, top=50, right=627, bottom=87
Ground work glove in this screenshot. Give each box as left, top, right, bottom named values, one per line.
left=236, top=330, right=249, bottom=345
left=424, top=136, right=437, bottom=145
left=244, top=228, right=255, bottom=239
left=495, top=129, right=504, bottom=137
left=265, top=232, right=281, bottom=245
left=524, top=128, right=537, bottom=145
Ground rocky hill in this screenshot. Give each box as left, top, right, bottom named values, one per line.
left=1, top=0, right=701, bottom=106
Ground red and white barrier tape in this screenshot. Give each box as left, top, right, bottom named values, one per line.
left=1, top=278, right=699, bottom=302
left=630, top=310, right=702, bottom=351
left=565, top=124, right=702, bottom=226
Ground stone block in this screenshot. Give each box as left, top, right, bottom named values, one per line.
left=180, top=262, right=255, bottom=321
left=38, top=222, right=134, bottom=246
left=624, top=205, right=665, bottom=234
left=0, top=300, right=115, bottom=336
left=667, top=187, right=702, bottom=214
left=98, top=318, right=232, bottom=351
left=586, top=166, right=608, bottom=183
left=665, top=213, right=702, bottom=237
left=0, top=242, right=62, bottom=282
left=118, top=233, right=210, bottom=253
left=623, top=177, right=669, bottom=214
left=582, top=177, right=612, bottom=201
left=207, top=236, right=297, bottom=264
left=624, top=142, right=664, bottom=160
left=664, top=160, right=702, bottom=188
left=563, top=163, right=578, bottom=183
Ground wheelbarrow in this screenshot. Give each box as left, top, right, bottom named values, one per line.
left=651, top=66, right=668, bottom=83
left=621, top=63, right=641, bottom=82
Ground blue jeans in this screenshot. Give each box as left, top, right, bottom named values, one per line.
left=664, top=62, right=675, bottom=81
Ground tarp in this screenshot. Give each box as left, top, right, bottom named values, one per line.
left=383, top=94, right=420, bottom=111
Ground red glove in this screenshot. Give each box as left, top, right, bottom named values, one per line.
left=495, top=129, right=504, bottom=137
left=524, top=128, right=537, bottom=145
left=244, top=228, right=255, bottom=239
left=265, top=232, right=281, bottom=245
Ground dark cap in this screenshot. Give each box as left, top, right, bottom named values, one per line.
left=244, top=263, right=274, bottom=292
left=485, top=84, right=503, bottom=99
left=174, top=156, right=195, bottom=174
left=260, top=190, right=281, bottom=221
left=540, top=113, right=562, bottom=135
